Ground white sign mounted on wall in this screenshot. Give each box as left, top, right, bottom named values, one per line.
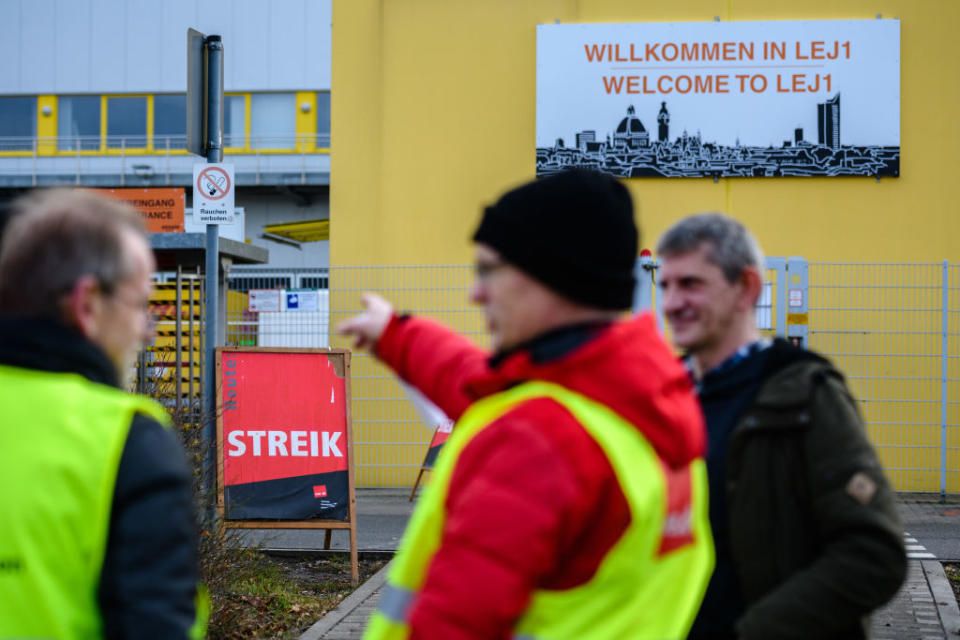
left=536, top=19, right=900, bottom=178
left=193, top=163, right=237, bottom=223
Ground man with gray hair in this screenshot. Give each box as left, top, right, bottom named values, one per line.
left=657, top=213, right=905, bottom=640
left=0, top=189, right=205, bottom=639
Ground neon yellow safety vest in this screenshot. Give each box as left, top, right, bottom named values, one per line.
left=365, top=380, right=714, bottom=640
left=0, top=364, right=207, bottom=640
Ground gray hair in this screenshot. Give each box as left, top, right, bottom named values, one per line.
left=0, top=188, right=147, bottom=316
left=656, top=212, right=765, bottom=283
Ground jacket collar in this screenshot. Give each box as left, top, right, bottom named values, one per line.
left=735, top=339, right=837, bottom=434
left=487, top=321, right=612, bottom=368
left=0, top=315, right=119, bottom=388
left=464, top=313, right=706, bottom=467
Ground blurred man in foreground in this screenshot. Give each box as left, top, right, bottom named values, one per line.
left=0, top=189, right=206, bottom=639
left=657, top=213, right=905, bottom=640
left=341, top=170, right=713, bottom=639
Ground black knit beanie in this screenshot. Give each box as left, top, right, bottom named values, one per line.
left=472, top=169, right=638, bottom=310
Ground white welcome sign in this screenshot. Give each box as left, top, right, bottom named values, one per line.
left=536, top=19, right=900, bottom=178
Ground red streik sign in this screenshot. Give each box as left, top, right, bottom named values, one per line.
left=221, top=350, right=349, bottom=520
left=422, top=420, right=453, bottom=469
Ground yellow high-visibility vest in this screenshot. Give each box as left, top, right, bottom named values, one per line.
left=365, top=380, right=714, bottom=640
left=0, top=364, right=207, bottom=640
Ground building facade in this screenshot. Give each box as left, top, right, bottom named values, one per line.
left=0, top=0, right=332, bottom=270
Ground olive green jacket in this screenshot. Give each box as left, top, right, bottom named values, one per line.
left=729, top=347, right=906, bottom=640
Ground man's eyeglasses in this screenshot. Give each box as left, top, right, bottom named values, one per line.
left=474, top=259, right=508, bottom=281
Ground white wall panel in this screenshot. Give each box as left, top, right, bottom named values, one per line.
left=19, top=0, right=56, bottom=94
left=231, top=0, right=270, bottom=90
left=54, top=0, right=93, bottom=93
left=267, top=0, right=306, bottom=90
left=159, top=0, right=195, bottom=91
left=123, top=0, right=161, bottom=92
left=305, top=0, right=332, bottom=89
left=0, top=0, right=22, bottom=90
left=89, top=0, right=126, bottom=93
left=0, top=0, right=331, bottom=95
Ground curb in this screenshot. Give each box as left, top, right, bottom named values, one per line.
left=922, top=560, right=960, bottom=638
left=299, top=560, right=392, bottom=640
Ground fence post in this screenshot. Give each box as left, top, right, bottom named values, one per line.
left=176, top=266, right=184, bottom=418
left=785, top=257, right=809, bottom=346
left=632, top=255, right=654, bottom=312
left=942, top=260, right=949, bottom=502
left=775, top=258, right=788, bottom=338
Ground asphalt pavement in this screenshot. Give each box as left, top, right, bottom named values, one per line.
left=898, top=496, right=960, bottom=562
left=233, top=488, right=415, bottom=551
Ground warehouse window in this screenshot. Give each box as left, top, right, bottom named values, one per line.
left=58, top=96, right=101, bottom=151
left=154, top=94, right=186, bottom=150
left=316, top=91, right=330, bottom=148
left=224, top=94, right=246, bottom=148
left=0, top=96, right=37, bottom=150
left=107, top=96, right=147, bottom=149
left=251, top=93, right=295, bottom=149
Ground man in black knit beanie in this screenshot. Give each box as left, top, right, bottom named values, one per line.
left=342, top=169, right=712, bottom=640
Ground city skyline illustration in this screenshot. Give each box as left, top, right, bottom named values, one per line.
left=536, top=94, right=900, bottom=179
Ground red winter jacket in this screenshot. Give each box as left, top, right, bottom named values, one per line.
left=374, top=312, right=705, bottom=640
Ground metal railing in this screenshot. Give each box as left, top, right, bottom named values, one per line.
left=0, top=133, right=330, bottom=154
left=0, top=134, right=331, bottom=187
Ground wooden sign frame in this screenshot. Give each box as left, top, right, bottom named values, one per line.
left=409, top=425, right=440, bottom=501
left=215, top=346, right=358, bottom=585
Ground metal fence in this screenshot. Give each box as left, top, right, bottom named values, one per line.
left=805, top=262, right=960, bottom=494
left=219, top=261, right=960, bottom=493
left=225, top=266, right=485, bottom=487
left=136, top=269, right=205, bottom=431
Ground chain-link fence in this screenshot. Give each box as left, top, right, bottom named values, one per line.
left=807, top=262, right=960, bottom=494
left=215, top=260, right=960, bottom=494
left=223, top=266, right=485, bottom=487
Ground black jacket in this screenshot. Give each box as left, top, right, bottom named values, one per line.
left=700, top=339, right=906, bottom=640
left=0, top=316, right=199, bottom=639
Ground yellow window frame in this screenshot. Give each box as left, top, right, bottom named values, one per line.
left=102, top=94, right=152, bottom=154
left=223, top=93, right=251, bottom=153
left=1, top=92, right=329, bottom=158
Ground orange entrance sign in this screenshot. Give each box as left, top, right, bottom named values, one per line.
left=94, top=188, right=186, bottom=233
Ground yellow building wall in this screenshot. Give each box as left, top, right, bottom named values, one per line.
left=332, top=0, right=959, bottom=265
left=331, top=1, right=960, bottom=489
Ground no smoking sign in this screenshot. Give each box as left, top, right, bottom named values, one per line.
left=193, top=163, right=236, bottom=224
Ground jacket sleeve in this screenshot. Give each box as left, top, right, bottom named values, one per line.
left=736, top=371, right=907, bottom=640
left=375, top=314, right=490, bottom=420
left=406, top=399, right=617, bottom=640
left=98, top=414, right=200, bottom=640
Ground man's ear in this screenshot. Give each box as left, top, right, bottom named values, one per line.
left=737, top=266, right=764, bottom=312
left=63, top=275, right=102, bottom=338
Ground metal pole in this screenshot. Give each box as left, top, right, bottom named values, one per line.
left=203, top=35, right=224, bottom=512
left=176, top=266, right=183, bottom=418
left=942, top=260, right=949, bottom=502
left=776, top=260, right=788, bottom=339
left=631, top=256, right=654, bottom=315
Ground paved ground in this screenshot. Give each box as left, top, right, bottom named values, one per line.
left=286, top=493, right=960, bottom=639
left=898, top=496, right=960, bottom=562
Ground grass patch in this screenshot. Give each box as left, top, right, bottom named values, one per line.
left=944, top=563, right=960, bottom=605
left=208, top=550, right=387, bottom=639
